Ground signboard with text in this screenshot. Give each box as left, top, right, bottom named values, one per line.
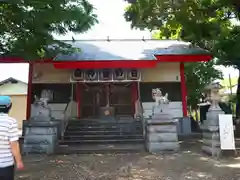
left=219, top=114, right=235, bottom=150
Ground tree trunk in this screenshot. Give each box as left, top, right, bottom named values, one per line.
left=236, top=69, right=240, bottom=118
left=195, top=109, right=199, bottom=121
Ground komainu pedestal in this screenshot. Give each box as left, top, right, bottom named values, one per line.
left=22, top=97, right=59, bottom=154
left=145, top=89, right=179, bottom=152
left=23, top=122, right=58, bottom=154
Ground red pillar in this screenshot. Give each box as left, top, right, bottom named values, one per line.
left=180, top=62, right=188, bottom=116
left=131, top=82, right=138, bottom=114
left=26, top=63, right=33, bottom=120
left=76, top=82, right=81, bottom=119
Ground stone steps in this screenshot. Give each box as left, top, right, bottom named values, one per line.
left=57, top=118, right=144, bottom=153
left=63, top=134, right=143, bottom=140
left=59, top=138, right=144, bottom=145
left=56, top=144, right=145, bottom=154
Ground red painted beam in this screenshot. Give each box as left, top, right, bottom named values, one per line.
left=155, top=54, right=212, bottom=62
left=76, top=82, right=81, bottom=118
left=53, top=61, right=157, bottom=69
left=131, top=82, right=138, bottom=114
left=26, top=63, right=33, bottom=119
left=180, top=63, right=188, bottom=116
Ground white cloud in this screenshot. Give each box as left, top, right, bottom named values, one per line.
left=0, top=63, right=29, bottom=83
left=55, top=0, right=151, bottom=40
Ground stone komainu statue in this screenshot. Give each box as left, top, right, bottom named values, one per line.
left=152, top=88, right=169, bottom=106
left=31, top=92, right=52, bottom=121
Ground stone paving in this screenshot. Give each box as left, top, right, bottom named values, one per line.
left=16, top=140, right=240, bottom=180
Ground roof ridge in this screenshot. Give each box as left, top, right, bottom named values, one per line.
left=0, top=77, right=27, bottom=85
left=57, top=38, right=183, bottom=42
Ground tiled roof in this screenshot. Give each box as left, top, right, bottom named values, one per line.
left=0, top=77, right=27, bottom=86
left=54, top=39, right=209, bottom=61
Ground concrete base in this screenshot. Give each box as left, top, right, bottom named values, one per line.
left=23, top=119, right=62, bottom=139
left=22, top=121, right=59, bottom=154
left=201, top=125, right=221, bottom=157
left=145, top=112, right=179, bottom=152
left=201, top=107, right=225, bottom=157
left=146, top=142, right=179, bottom=152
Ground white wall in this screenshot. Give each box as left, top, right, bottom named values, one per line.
left=142, top=102, right=183, bottom=118
left=141, top=63, right=180, bottom=82
left=32, top=62, right=181, bottom=83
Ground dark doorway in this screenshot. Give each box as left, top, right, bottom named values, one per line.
left=81, top=83, right=132, bottom=118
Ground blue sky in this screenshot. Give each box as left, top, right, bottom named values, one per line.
left=0, top=0, right=238, bottom=82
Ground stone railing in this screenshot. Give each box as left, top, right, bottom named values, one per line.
left=134, top=99, right=145, bottom=136
left=61, top=100, right=77, bottom=139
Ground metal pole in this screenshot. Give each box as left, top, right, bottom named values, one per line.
left=106, top=83, right=110, bottom=107
left=137, top=81, right=141, bottom=99
left=229, top=73, right=233, bottom=95
left=71, top=83, right=74, bottom=100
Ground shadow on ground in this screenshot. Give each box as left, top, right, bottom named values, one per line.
left=16, top=140, right=240, bottom=180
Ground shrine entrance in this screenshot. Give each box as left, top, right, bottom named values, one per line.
left=81, top=83, right=133, bottom=118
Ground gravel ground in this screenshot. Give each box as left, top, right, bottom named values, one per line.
left=16, top=141, right=240, bottom=180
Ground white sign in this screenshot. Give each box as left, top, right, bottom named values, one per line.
left=219, top=114, right=235, bottom=150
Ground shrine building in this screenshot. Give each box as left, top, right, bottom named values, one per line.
left=0, top=39, right=212, bottom=152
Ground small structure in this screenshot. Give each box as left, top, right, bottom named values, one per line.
left=0, top=39, right=212, bottom=153
left=0, top=77, right=27, bottom=133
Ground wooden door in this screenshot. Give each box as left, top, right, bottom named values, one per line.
left=110, top=83, right=132, bottom=116
left=81, top=83, right=106, bottom=117
left=81, top=83, right=132, bottom=117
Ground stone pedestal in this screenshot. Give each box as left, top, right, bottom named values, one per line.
left=201, top=125, right=221, bottom=156
left=201, top=107, right=224, bottom=157
left=23, top=119, right=61, bottom=139
left=146, top=106, right=179, bottom=152
left=22, top=121, right=59, bottom=154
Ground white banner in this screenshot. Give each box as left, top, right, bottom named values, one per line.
left=219, top=114, right=235, bottom=150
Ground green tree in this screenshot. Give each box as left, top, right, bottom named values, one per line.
left=0, top=0, right=98, bottom=60
left=184, top=62, right=222, bottom=116
left=124, top=0, right=240, bottom=117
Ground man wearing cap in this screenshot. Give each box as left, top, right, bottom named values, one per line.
left=0, top=96, right=24, bottom=180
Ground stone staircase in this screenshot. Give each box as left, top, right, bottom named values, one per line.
left=57, top=117, right=145, bottom=154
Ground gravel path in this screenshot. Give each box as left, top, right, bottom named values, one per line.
left=16, top=141, right=240, bottom=180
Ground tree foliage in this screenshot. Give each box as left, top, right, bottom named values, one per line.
left=184, top=62, right=222, bottom=109
left=125, top=0, right=240, bottom=115
left=124, top=0, right=240, bottom=63
left=0, top=0, right=98, bottom=60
